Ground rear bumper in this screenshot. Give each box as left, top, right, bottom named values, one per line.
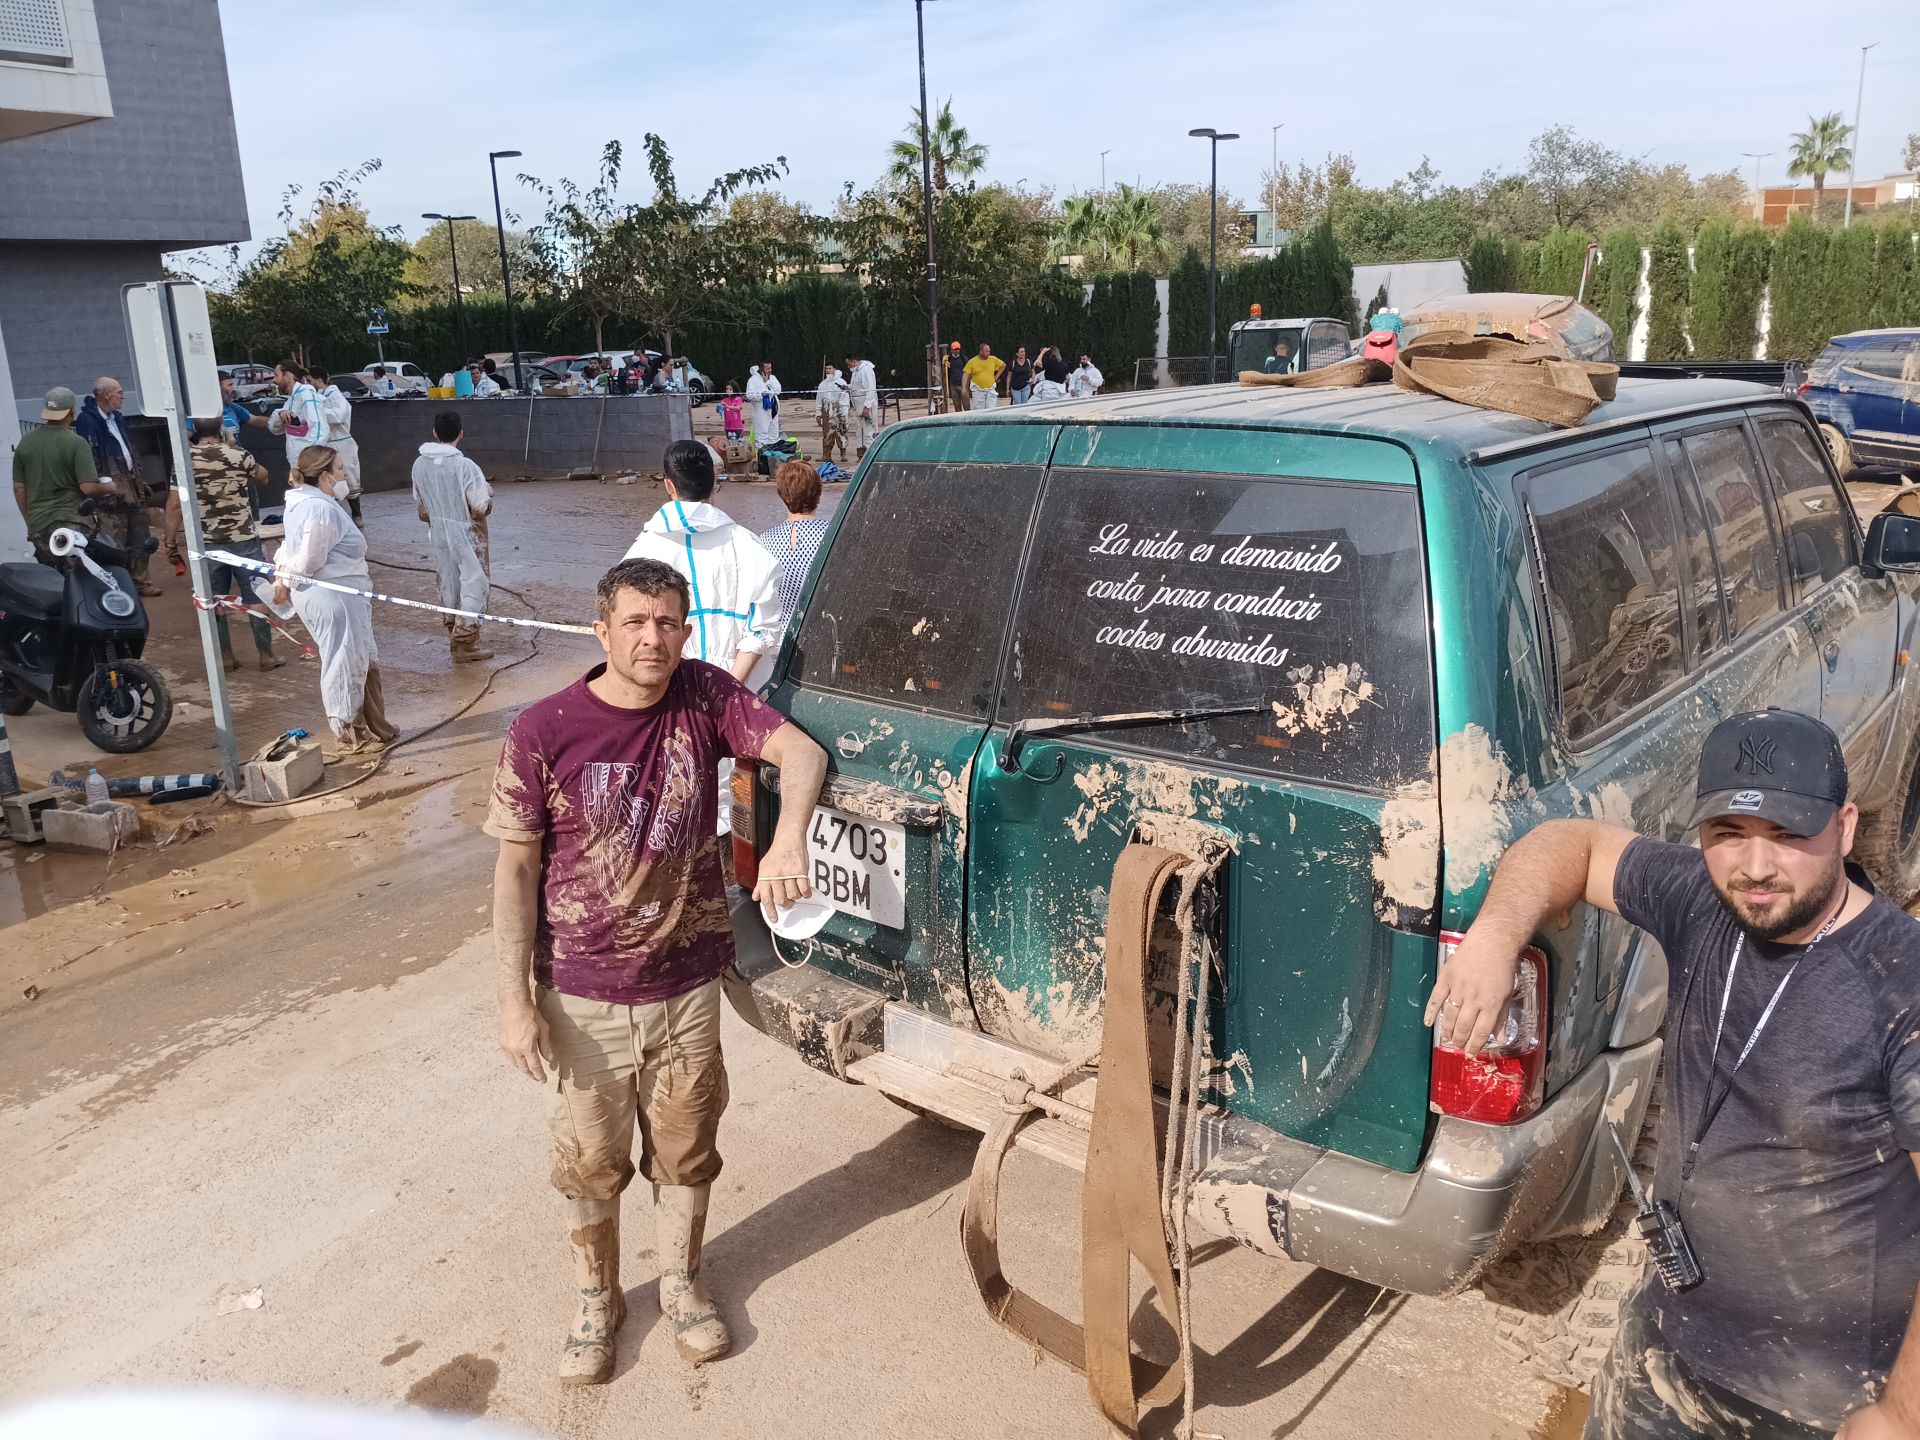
left=730, top=898, right=1662, bottom=1298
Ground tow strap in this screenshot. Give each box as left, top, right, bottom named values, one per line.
left=960, top=842, right=1222, bottom=1437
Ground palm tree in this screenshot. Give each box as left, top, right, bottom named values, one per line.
left=1058, top=193, right=1110, bottom=263
left=1788, top=112, right=1854, bottom=217
left=888, top=99, right=989, bottom=195
left=1101, top=184, right=1164, bottom=269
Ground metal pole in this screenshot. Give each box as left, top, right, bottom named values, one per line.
left=915, top=0, right=941, bottom=412
left=491, top=153, right=525, bottom=392
left=160, top=285, right=242, bottom=792
left=1101, top=149, right=1110, bottom=192
left=0, top=713, right=19, bottom=798
left=1207, top=138, right=1219, bottom=384
left=446, top=218, right=469, bottom=360
left=1843, top=42, right=1878, bottom=229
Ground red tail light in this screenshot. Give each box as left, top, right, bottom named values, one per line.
left=1429, top=929, right=1548, bottom=1124
left=1796, top=382, right=1810, bottom=395
left=730, top=760, right=759, bottom=892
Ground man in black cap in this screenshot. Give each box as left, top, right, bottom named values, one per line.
left=1428, top=709, right=1920, bottom=1439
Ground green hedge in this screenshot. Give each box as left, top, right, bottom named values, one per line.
left=1644, top=221, right=1691, bottom=361
left=1464, top=233, right=1517, bottom=293
left=1690, top=222, right=1770, bottom=362
left=1767, top=217, right=1832, bottom=361
left=1589, top=228, right=1641, bottom=348
left=1535, top=227, right=1593, bottom=300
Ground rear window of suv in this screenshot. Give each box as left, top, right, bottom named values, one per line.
left=788, top=460, right=1038, bottom=718
left=1003, top=469, right=1433, bottom=792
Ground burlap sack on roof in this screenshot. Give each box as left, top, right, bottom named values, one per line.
left=1391, top=332, right=1618, bottom=426
left=1237, top=331, right=1619, bottom=427
left=1236, top=356, right=1390, bottom=389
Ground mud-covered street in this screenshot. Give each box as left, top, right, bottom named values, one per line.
left=0, top=478, right=1576, bottom=1438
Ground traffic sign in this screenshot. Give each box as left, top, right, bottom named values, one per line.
left=367, top=322, right=389, bottom=335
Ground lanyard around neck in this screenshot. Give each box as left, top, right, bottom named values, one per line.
left=1682, top=900, right=1845, bottom=1181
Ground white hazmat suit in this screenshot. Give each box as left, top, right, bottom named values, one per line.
left=625, top=497, right=786, bottom=835
left=846, top=359, right=880, bottom=454
left=744, top=371, right=782, bottom=447
left=316, top=384, right=361, bottom=502
left=275, top=483, right=390, bottom=747
left=410, top=441, right=493, bottom=659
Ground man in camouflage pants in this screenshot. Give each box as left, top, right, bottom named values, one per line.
left=168, top=417, right=285, bottom=672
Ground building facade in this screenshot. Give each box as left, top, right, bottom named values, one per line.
left=1754, top=173, right=1919, bottom=227
left=1, top=0, right=249, bottom=556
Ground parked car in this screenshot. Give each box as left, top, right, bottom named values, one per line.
left=1399, top=292, right=1615, bottom=362
left=1799, top=327, right=1920, bottom=478
left=358, top=360, right=430, bottom=395
left=217, top=363, right=274, bottom=400
left=326, top=373, right=369, bottom=400
left=724, top=376, right=1920, bottom=1395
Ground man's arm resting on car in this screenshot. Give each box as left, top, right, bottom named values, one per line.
left=750, top=721, right=827, bottom=913
left=492, top=837, right=552, bottom=1082
left=1424, top=819, right=1638, bottom=1055
left=1840, top=1167, right=1920, bottom=1438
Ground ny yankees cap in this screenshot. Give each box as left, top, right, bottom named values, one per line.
left=1689, top=709, right=1849, bottom=836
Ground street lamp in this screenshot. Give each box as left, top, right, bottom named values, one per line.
left=1842, top=41, right=1878, bottom=229
left=914, top=0, right=942, bottom=410
left=488, top=151, right=524, bottom=391
left=1101, top=149, right=1111, bottom=192
left=1189, top=128, right=1239, bottom=383
left=423, top=212, right=478, bottom=364
left=1742, top=151, right=1775, bottom=220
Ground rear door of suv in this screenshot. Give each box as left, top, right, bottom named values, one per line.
left=765, top=422, right=1058, bottom=1024
left=962, top=424, right=1440, bottom=1173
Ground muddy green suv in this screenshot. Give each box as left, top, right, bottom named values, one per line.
left=726, top=377, right=1920, bottom=1386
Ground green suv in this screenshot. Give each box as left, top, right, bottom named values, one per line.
left=726, top=377, right=1920, bottom=1386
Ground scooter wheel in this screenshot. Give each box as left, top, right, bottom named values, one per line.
left=0, top=677, right=30, bottom=716
left=77, top=660, right=173, bottom=753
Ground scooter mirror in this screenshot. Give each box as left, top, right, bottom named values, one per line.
left=46, top=528, right=83, bottom=557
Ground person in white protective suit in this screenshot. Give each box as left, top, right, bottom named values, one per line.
left=844, top=352, right=880, bottom=459
left=813, top=363, right=850, bottom=465
left=311, top=367, right=364, bottom=525
left=272, top=446, right=397, bottom=755
left=411, top=412, right=496, bottom=665
left=623, top=440, right=785, bottom=837
left=743, top=362, right=782, bottom=448
left=267, top=359, right=327, bottom=468
left=1069, top=353, right=1104, bottom=398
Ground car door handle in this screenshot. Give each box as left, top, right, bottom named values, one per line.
left=1825, top=639, right=1842, bottom=664
left=1837, top=384, right=1854, bottom=394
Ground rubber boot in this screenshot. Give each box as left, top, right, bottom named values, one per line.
left=358, top=665, right=399, bottom=746
left=655, top=1182, right=730, bottom=1364
left=558, top=1197, right=625, bottom=1386
left=451, top=632, right=495, bottom=665
left=257, top=648, right=285, bottom=672
left=220, top=648, right=240, bottom=675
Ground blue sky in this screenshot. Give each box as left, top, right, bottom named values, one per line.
left=212, top=0, right=1920, bottom=254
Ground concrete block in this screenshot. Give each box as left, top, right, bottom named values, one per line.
left=42, top=800, right=139, bottom=853
left=244, top=740, right=324, bottom=803
left=0, top=785, right=67, bottom=844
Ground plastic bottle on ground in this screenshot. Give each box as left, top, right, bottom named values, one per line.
left=85, top=768, right=109, bottom=806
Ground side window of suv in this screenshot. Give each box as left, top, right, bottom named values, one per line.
left=1662, top=439, right=1728, bottom=665
left=1674, top=426, right=1785, bottom=642
left=1847, top=341, right=1909, bottom=381
left=1753, top=415, right=1855, bottom=598
left=1526, top=444, right=1686, bottom=743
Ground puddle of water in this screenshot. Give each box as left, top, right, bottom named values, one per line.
left=1534, top=1387, right=1589, bottom=1439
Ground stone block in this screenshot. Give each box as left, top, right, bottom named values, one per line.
left=244, top=739, right=324, bottom=803
left=0, top=785, right=67, bottom=844
left=42, top=800, right=140, bottom=853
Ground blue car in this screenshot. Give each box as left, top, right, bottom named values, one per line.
left=1800, top=327, right=1920, bottom=477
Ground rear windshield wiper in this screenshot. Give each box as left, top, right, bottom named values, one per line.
left=999, top=700, right=1268, bottom=772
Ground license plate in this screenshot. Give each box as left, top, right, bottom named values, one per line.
left=806, top=807, right=906, bottom=930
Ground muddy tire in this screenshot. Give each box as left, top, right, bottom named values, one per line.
left=1856, top=731, right=1920, bottom=909
left=0, top=677, right=30, bottom=716
left=1477, top=1095, right=1658, bottom=1394
left=1821, top=423, right=1855, bottom=476
left=76, top=660, right=171, bottom=754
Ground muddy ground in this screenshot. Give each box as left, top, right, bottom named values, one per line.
left=0, top=476, right=1572, bottom=1437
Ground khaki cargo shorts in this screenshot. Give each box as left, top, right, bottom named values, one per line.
left=537, top=978, right=729, bottom=1200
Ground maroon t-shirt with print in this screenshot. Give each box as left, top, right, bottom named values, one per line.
left=483, top=660, right=786, bottom=1004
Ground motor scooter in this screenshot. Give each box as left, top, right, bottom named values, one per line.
left=0, top=522, right=173, bottom=752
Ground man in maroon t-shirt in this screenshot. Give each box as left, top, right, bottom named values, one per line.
left=486, top=556, right=825, bottom=1386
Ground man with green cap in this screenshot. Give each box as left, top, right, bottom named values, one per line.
left=11, top=387, right=120, bottom=559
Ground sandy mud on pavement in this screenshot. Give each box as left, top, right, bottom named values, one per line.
left=0, top=479, right=1561, bottom=1438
